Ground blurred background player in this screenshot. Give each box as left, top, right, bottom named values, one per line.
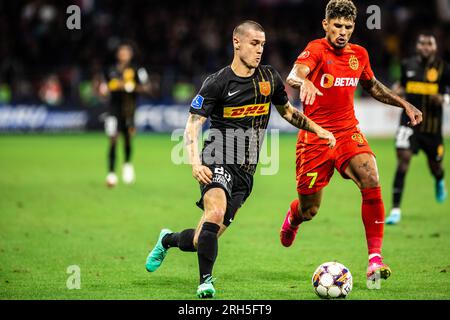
left=386, top=33, right=450, bottom=225
left=145, top=21, right=335, bottom=298
left=101, top=42, right=152, bottom=187
left=279, top=0, right=422, bottom=288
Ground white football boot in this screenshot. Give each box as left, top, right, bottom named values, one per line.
left=106, top=172, right=118, bottom=188
left=122, top=163, right=135, bottom=185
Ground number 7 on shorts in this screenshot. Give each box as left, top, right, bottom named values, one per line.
left=306, top=172, right=318, bottom=189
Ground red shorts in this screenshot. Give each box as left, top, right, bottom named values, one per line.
left=296, top=128, right=375, bottom=195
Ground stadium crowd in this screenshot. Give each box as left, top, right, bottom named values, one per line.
left=0, top=0, right=449, bottom=107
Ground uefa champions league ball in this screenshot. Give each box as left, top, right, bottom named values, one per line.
left=312, top=261, right=353, bottom=299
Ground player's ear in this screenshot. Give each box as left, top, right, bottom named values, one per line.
left=322, top=19, right=328, bottom=33
left=233, top=36, right=240, bottom=50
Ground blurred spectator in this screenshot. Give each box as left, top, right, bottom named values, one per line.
left=0, top=0, right=448, bottom=107
left=39, top=74, right=63, bottom=106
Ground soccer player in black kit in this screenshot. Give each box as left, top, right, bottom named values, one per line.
left=102, top=42, right=152, bottom=187
left=145, top=21, right=336, bottom=298
left=386, top=33, right=450, bottom=224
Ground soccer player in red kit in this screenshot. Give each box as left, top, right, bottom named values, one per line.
left=279, top=0, right=423, bottom=288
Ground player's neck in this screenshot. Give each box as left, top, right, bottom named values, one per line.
left=117, top=61, right=130, bottom=70
left=419, top=55, right=436, bottom=65
left=231, top=58, right=256, bottom=78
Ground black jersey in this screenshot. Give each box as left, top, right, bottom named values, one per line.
left=105, top=64, right=149, bottom=120
left=189, top=65, right=289, bottom=175
left=399, top=56, right=450, bottom=135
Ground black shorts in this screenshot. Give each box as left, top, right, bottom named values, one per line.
left=196, top=164, right=253, bottom=227
left=105, top=113, right=135, bottom=137
left=395, top=125, right=444, bottom=162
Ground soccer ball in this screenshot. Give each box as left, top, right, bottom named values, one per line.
left=312, top=261, right=353, bottom=299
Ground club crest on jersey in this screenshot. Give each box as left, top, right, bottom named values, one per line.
left=191, top=94, right=204, bottom=109
left=426, top=68, right=439, bottom=82
left=123, top=68, right=135, bottom=80
left=349, top=55, right=359, bottom=70
left=259, top=81, right=271, bottom=96
left=351, top=133, right=365, bottom=144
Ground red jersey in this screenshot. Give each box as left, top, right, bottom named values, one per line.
left=295, top=38, right=374, bottom=142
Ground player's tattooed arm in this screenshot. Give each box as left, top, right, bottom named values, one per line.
left=287, top=64, right=323, bottom=105
left=184, top=113, right=213, bottom=184
left=360, top=77, right=423, bottom=126
left=275, top=102, right=336, bottom=148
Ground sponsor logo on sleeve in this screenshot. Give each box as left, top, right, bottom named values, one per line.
left=298, top=50, right=310, bottom=59
left=191, top=94, right=204, bottom=109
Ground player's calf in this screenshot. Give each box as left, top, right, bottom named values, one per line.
left=280, top=198, right=319, bottom=247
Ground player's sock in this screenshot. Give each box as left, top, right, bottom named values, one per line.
left=162, top=229, right=196, bottom=252
left=108, top=143, right=116, bottom=172
left=289, top=198, right=303, bottom=226
left=361, top=187, right=385, bottom=256
left=392, top=169, right=406, bottom=208
left=197, top=222, right=220, bottom=284
left=124, top=133, right=132, bottom=163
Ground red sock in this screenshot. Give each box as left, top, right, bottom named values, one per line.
left=361, top=187, right=385, bottom=256
left=289, top=199, right=303, bottom=226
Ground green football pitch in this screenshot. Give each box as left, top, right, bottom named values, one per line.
left=0, top=133, right=449, bottom=300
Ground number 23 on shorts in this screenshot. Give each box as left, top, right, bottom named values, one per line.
left=306, top=172, right=318, bottom=189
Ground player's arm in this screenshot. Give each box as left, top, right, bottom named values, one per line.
left=184, top=113, right=213, bottom=184
left=275, top=101, right=336, bottom=148
left=360, top=77, right=423, bottom=126
left=286, top=63, right=323, bottom=105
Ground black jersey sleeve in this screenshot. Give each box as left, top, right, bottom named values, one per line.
left=189, top=75, right=221, bottom=117
left=270, top=67, right=289, bottom=106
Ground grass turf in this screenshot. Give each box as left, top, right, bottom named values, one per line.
left=0, top=133, right=449, bottom=300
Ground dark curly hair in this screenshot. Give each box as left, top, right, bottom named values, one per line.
left=325, top=0, right=357, bottom=21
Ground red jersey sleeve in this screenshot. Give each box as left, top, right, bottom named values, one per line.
left=360, top=48, right=374, bottom=81
left=295, top=41, right=323, bottom=71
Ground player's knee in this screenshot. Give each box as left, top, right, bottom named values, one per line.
left=301, top=205, right=320, bottom=221
left=360, top=173, right=379, bottom=189
left=398, top=160, right=410, bottom=173
left=205, top=207, right=226, bottom=225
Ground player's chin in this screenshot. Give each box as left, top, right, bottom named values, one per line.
left=334, top=42, right=347, bottom=49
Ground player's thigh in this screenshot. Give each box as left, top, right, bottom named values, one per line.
left=202, top=187, right=228, bottom=224
left=296, top=144, right=334, bottom=195
left=344, top=153, right=380, bottom=189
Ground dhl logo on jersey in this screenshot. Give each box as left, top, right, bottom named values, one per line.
left=320, top=74, right=359, bottom=88
left=405, top=81, right=439, bottom=95
left=223, top=102, right=270, bottom=118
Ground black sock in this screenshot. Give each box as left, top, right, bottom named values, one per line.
left=393, top=169, right=406, bottom=208
left=124, top=134, right=132, bottom=163
left=108, top=143, right=116, bottom=172
left=197, top=222, right=220, bottom=284
left=162, top=229, right=196, bottom=252
left=434, top=170, right=444, bottom=182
